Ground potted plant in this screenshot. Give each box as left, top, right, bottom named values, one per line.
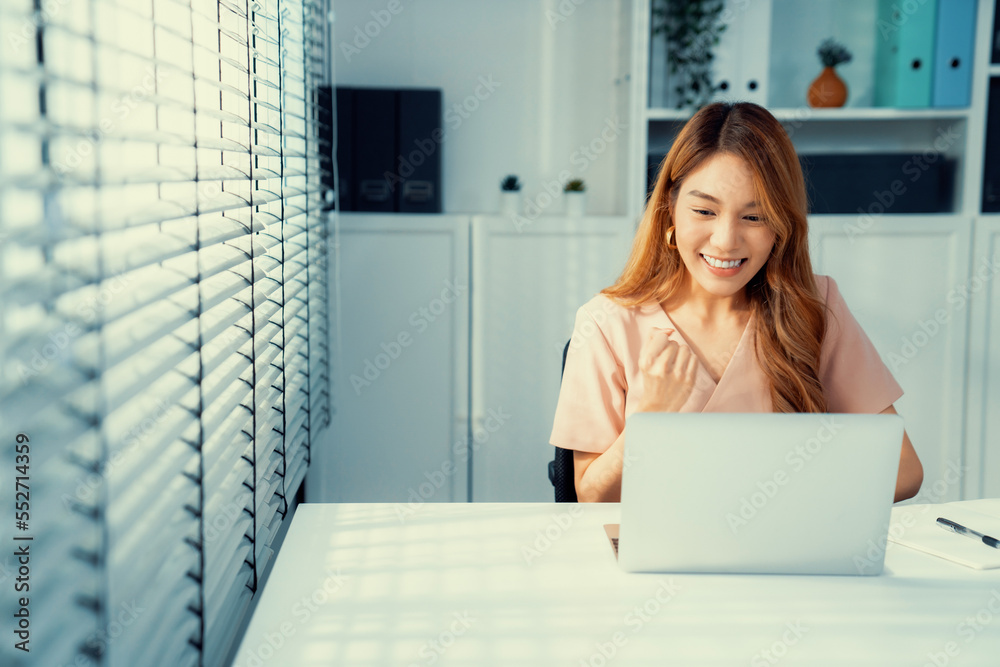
left=499, top=174, right=521, bottom=215
left=807, top=38, right=852, bottom=108
left=563, top=179, right=586, bottom=217
left=651, top=0, right=728, bottom=109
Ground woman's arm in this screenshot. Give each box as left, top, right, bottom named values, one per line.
left=883, top=405, right=922, bottom=502
left=574, top=432, right=626, bottom=502
left=574, top=327, right=700, bottom=502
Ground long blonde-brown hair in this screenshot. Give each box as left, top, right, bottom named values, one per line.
left=603, top=102, right=827, bottom=413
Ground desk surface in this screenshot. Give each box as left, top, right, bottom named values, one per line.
left=232, top=502, right=1000, bottom=667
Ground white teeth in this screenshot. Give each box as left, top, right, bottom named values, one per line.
left=702, top=254, right=743, bottom=269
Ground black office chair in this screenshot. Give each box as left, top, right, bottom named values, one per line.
left=548, top=340, right=578, bottom=502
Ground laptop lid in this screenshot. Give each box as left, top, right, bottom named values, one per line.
left=617, top=412, right=903, bottom=575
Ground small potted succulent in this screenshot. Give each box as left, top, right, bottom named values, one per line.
left=808, top=38, right=852, bottom=108
left=563, top=179, right=586, bottom=217
left=500, top=174, right=521, bottom=215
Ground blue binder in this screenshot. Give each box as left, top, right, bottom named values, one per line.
left=933, top=0, right=976, bottom=107
left=874, top=0, right=938, bottom=107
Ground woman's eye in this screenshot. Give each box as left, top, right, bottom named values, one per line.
left=692, top=208, right=713, bottom=216
left=745, top=215, right=764, bottom=224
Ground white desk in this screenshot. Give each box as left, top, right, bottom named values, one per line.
left=232, top=503, right=1000, bottom=666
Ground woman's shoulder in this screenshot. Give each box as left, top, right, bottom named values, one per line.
left=577, top=292, right=663, bottom=327
left=812, top=273, right=840, bottom=305
left=571, top=293, right=662, bottom=360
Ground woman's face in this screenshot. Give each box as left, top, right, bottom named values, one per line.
left=671, top=152, right=776, bottom=301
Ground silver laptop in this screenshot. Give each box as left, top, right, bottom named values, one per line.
left=617, top=412, right=903, bottom=575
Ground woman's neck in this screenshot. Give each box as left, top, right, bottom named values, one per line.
left=662, top=275, right=751, bottom=325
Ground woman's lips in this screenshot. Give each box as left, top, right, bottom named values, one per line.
left=700, top=253, right=745, bottom=276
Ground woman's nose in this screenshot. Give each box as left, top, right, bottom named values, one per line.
left=710, top=216, right=741, bottom=251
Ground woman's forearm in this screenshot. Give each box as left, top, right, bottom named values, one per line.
left=576, top=429, right=627, bottom=502
left=893, top=430, right=923, bottom=502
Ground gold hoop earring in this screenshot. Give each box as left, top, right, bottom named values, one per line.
left=665, top=225, right=677, bottom=249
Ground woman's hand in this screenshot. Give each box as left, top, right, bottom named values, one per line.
left=637, top=327, right=701, bottom=412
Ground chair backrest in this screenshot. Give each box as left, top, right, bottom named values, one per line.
left=548, top=340, right=578, bottom=502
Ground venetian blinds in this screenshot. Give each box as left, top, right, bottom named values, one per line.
left=0, top=0, right=331, bottom=665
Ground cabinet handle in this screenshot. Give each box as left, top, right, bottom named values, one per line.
left=747, top=79, right=758, bottom=91
left=911, top=58, right=922, bottom=70
left=951, top=58, right=961, bottom=69
left=718, top=80, right=729, bottom=91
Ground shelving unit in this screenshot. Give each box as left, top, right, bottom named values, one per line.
left=633, top=0, right=991, bottom=218
left=630, top=0, right=1000, bottom=500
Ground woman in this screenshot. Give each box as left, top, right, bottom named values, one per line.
left=549, top=102, right=923, bottom=503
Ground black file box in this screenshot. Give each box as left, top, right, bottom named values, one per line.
left=983, top=77, right=1000, bottom=212
left=800, top=153, right=956, bottom=215
left=353, top=88, right=396, bottom=212
left=334, top=86, right=353, bottom=211
left=396, top=89, right=442, bottom=213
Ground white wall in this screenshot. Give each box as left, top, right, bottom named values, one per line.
left=332, top=0, right=632, bottom=216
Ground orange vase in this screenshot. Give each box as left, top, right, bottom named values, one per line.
left=807, top=66, right=848, bottom=108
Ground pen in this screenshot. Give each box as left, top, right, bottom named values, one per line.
left=936, top=517, right=1000, bottom=549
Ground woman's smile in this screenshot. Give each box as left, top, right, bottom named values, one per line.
left=700, top=253, right=747, bottom=274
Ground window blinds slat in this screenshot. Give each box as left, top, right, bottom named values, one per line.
left=109, top=495, right=200, bottom=608
left=203, top=381, right=253, bottom=442
left=205, top=532, right=253, bottom=615
left=205, top=428, right=252, bottom=494
left=114, top=555, right=201, bottom=667
left=204, top=564, right=254, bottom=667
left=107, top=438, right=199, bottom=527
left=205, top=540, right=252, bottom=620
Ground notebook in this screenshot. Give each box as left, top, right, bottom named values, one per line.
left=616, top=412, right=903, bottom=575
left=887, top=499, right=1000, bottom=570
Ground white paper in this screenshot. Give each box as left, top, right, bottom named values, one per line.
left=887, top=500, right=1000, bottom=570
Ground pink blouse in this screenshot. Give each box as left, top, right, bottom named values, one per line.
left=549, top=275, right=904, bottom=454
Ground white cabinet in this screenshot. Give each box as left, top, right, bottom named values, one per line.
left=310, top=213, right=633, bottom=502
left=965, top=217, right=1000, bottom=498
left=808, top=216, right=973, bottom=502
left=307, top=214, right=470, bottom=503
left=470, top=215, right=633, bottom=501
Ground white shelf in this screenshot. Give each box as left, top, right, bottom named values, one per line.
left=646, top=106, right=970, bottom=122
left=770, top=107, right=971, bottom=121
left=645, top=108, right=691, bottom=121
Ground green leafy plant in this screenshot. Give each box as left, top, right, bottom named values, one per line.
left=651, top=0, right=728, bottom=109
left=500, top=174, right=521, bottom=191
left=817, top=38, right=852, bottom=68
left=563, top=179, right=585, bottom=192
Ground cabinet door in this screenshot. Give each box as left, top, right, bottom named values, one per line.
left=470, top=215, right=633, bottom=501
left=809, top=216, right=973, bottom=503
left=306, top=214, right=470, bottom=503
left=965, top=218, right=1000, bottom=498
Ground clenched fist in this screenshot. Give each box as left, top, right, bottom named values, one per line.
left=637, top=327, right=701, bottom=413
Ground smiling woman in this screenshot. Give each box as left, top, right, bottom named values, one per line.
left=549, top=101, right=923, bottom=505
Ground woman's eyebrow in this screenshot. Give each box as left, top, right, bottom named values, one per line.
left=686, top=189, right=720, bottom=203
left=686, top=189, right=758, bottom=208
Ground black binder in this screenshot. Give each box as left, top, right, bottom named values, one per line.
left=993, top=0, right=1000, bottom=64
left=396, top=89, right=442, bottom=213
left=801, top=153, right=955, bottom=215
left=353, top=88, right=396, bottom=212
left=983, top=77, right=1000, bottom=212
left=334, top=87, right=353, bottom=211
left=317, top=85, right=335, bottom=210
